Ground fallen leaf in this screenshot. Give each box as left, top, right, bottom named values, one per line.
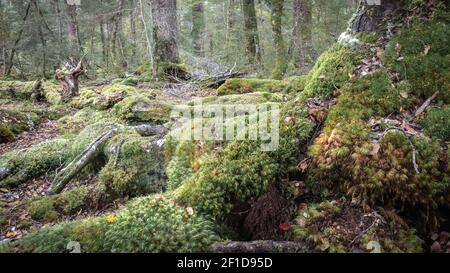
left=186, top=207, right=194, bottom=216
left=279, top=223, right=291, bottom=232
left=297, top=159, right=309, bottom=173
left=106, top=213, right=117, bottom=224
left=370, top=142, right=381, bottom=156
left=395, top=43, right=402, bottom=57
left=6, top=230, right=18, bottom=238
left=423, top=45, right=431, bottom=55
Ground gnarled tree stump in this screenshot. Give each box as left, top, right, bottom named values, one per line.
left=55, top=57, right=86, bottom=98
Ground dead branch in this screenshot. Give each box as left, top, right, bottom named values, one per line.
left=210, top=241, right=307, bottom=253
left=48, top=128, right=118, bottom=195
left=414, top=91, right=439, bottom=120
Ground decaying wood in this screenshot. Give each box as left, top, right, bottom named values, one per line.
left=414, top=91, right=439, bottom=120
left=47, top=124, right=168, bottom=195
left=30, top=79, right=44, bottom=102
left=48, top=128, right=118, bottom=195
left=55, top=55, right=86, bottom=98
left=210, top=241, right=307, bottom=253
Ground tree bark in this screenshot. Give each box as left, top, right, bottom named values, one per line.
left=111, top=0, right=125, bottom=67
left=64, top=0, right=82, bottom=57
left=150, top=0, right=179, bottom=71
left=242, top=0, right=261, bottom=64
left=289, top=0, right=315, bottom=74
left=351, top=0, right=401, bottom=32
left=191, top=2, right=206, bottom=57
left=5, top=1, right=32, bottom=76
left=267, top=0, right=287, bottom=80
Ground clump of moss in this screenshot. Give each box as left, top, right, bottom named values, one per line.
left=0, top=109, right=41, bottom=143
left=99, top=131, right=166, bottom=197
left=112, top=94, right=172, bottom=123
left=422, top=106, right=450, bottom=141
left=197, top=92, right=283, bottom=106
left=173, top=104, right=314, bottom=220
left=290, top=200, right=423, bottom=253
left=300, top=44, right=362, bottom=100
left=104, top=195, right=219, bottom=253
left=15, top=195, right=219, bottom=253
left=385, top=10, right=450, bottom=102
left=26, top=186, right=91, bottom=222
left=217, top=78, right=288, bottom=96
left=0, top=80, right=61, bottom=105
left=58, top=107, right=114, bottom=134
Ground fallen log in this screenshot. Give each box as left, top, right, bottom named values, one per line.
left=210, top=241, right=307, bottom=253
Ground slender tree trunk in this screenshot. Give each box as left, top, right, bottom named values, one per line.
left=225, top=0, right=236, bottom=63
left=111, top=0, right=125, bottom=67
left=242, top=0, right=261, bottom=64
left=191, top=2, right=205, bottom=57
left=139, top=0, right=153, bottom=64
left=150, top=0, right=179, bottom=71
left=64, top=0, right=82, bottom=57
left=5, top=1, right=32, bottom=76
left=130, top=2, right=137, bottom=60
left=289, top=0, right=315, bottom=74
left=267, top=0, right=287, bottom=80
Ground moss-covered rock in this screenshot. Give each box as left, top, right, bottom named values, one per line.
left=217, top=78, right=288, bottom=96
left=26, top=186, right=91, bottom=222
left=112, top=94, right=172, bottom=123
left=0, top=80, right=62, bottom=105
left=0, top=109, right=40, bottom=143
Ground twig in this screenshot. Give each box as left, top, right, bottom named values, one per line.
left=413, top=91, right=439, bottom=120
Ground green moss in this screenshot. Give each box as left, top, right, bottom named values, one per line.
left=0, top=80, right=61, bottom=105
left=198, top=92, right=283, bottom=106
left=112, top=94, right=172, bottom=123
left=385, top=11, right=450, bottom=102
left=27, top=186, right=91, bottom=222
left=58, top=107, right=114, bottom=134
left=0, top=123, right=15, bottom=143
left=104, top=196, right=219, bottom=253
left=300, top=44, right=362, bottom=100
left=422, top=106, right=450, bottom=141
left=290, top=201, right=423, bottom=253
left=174, top=105, right=314, bottom=220
left=99, top=131, right=166, bottom=196
left=17, top=195, right=219, bottom=253
left=217, top=78, right=288, bottom=96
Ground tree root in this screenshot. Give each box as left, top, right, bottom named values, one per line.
left=47, top=124, right=168, bottom=195
left=210, top=241, right=307, bottom=253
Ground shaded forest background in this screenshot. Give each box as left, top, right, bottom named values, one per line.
left=0, top=0, right=358, bottom=80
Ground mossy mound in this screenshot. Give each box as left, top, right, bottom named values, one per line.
left=112, top=94, right=172, bottom=123
left=422, top=106, right=450, bottom=141
left=26, top=186, right=91, bottom=222
left=290, top=200, right=423, bottom=253
left=10, top=195, right=219, bottom=253
left=0, top=109, right=40, bottom=143
left=217, top=78, right=288, bottom=96
left=385, top=9, right=450, bottom=102
left=0, top=80, right=61, bottom=105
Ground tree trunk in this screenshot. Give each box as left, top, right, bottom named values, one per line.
left=111, top=0, right=125, bottom=67
left=5, top=1, right=32, bottom=76
left=242, top=0, right=261, bottom=64
left=289, top=0, right=315, bottom=74
left=225, top=0, right=237, bottom=63
left=191, top=2, right=206, bottom=57
left=351, top=0, right=401, bottom=32
left=64, top=0, right=82, bottom=57
left=150, top=0, right=179, bottom=72
left=267, top=0, right=287, bottom=80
